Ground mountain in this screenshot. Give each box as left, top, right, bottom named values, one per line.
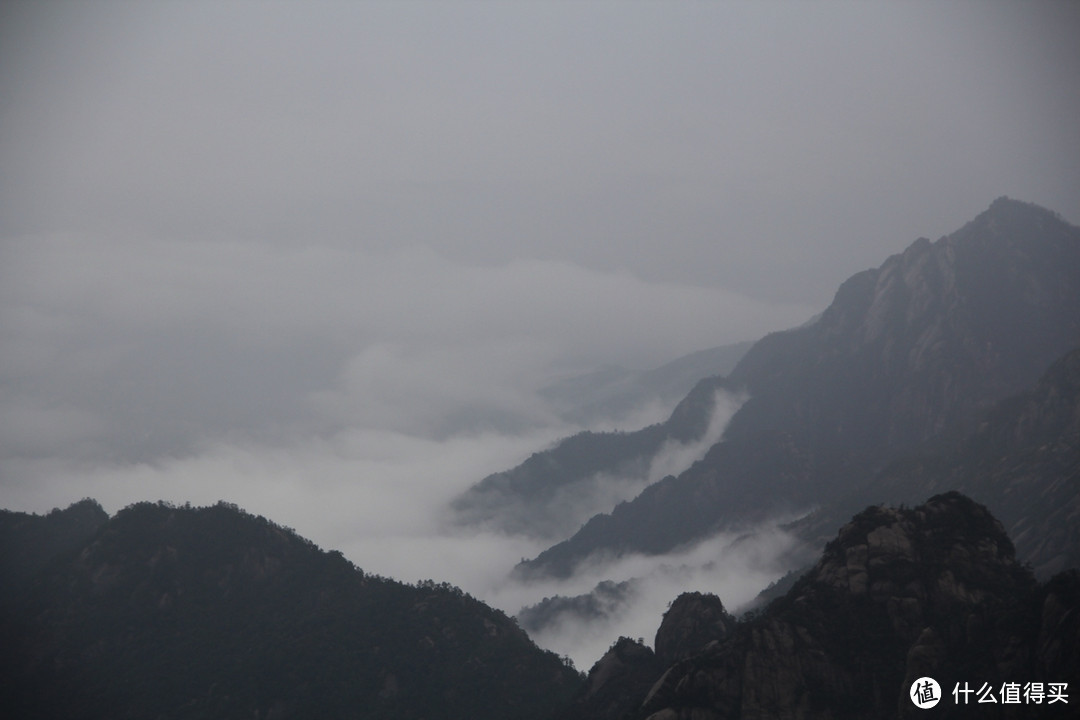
left=518, top=579, right=641, bottom=637
left=518, top=198, right=1080, bottom=578
left=787, top=343, right=1080, bottom=580
left=539, top=341, right=754, bottom=427
left=0, top=501, right=582, bottom=720
left=559, top=493, right=1080, bottom=720
left=0, top=499, right=109, bottom=599
left=7, top=496, right=1075, bottom=719
left=449, top=374, right=736, bottom=539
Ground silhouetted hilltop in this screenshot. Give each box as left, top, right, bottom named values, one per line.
left=0, top=499, right=108, bottom=601
left=0, top=501, right=581, bottom=720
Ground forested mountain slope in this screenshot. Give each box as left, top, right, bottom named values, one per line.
left=0, top=501, right=581, bottom=720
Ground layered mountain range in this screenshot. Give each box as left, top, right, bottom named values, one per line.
left=479, top=197, right=1080, bottom=580
left=3, top=197, right=1078, bottom=718
left=537, top=341, right=753, bottom=428
left=450, top=373, right=735, bottom=539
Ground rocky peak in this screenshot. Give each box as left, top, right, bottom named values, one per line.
left=635, top=494, right=1074, bottom=720
left=517, top=200, right=1080, bottom=581
left=731, top=197, right=1080, bottom=451
left=559, top=637, right=662, bottom=720
left=809, top=493, right=1028, bottom=645
left=654, top=592, right=736, bottom=666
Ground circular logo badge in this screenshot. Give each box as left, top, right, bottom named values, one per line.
left=910, top=677, right=942, bottom=709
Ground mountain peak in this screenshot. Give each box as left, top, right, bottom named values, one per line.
left=562, top=494, right=1078, bottom=720
left=518, top=199, right=1080, bottom=579
left=654, top=592, right=736, bottom=666
left=635, top=495, right=1074, bottom=720
left=814, top=491, right=1022, bottom=607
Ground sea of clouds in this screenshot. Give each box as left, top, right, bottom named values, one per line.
left=0, top=232, right=814, bottom=668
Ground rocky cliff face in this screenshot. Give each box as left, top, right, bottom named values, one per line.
left=654, top=592, right=737, bottom=667
left=728, top=196, right=1080, bottom=452
left=635, top=496, right=1075, bottom=720
left=560, top=494, right=1079, bottom=720
left=946, top=345, right=1080, bottom=577
left=559, top=637, right=663, bottom=720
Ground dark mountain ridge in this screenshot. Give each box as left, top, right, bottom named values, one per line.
left=4, top=498, right=1075, bottom=719
left=517, top=198, right=1080, bottom=579
left=0, top=500, right=581, bottom=720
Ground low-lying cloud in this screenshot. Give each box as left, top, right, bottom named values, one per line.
left=1, top=412, right=807, bottom=671
left=445, top=388, right=744, bottom=542
left=0, top=233, right=813, bottom=464
left=499, top=523, right=806, bottom=670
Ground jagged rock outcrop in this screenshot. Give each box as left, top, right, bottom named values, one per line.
left=631, top=493, right=1078, bottom=720
left=654, top=592, right=736, bottom=667
left=559, top=637, right=663, bottom=720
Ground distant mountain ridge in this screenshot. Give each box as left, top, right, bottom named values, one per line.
left=514, top=197, right=1080, bottom=578
left=539, top=341, right=754, bottom=427
left=726, top=196, right=1080, bottom=451
left=449, top=374, right=737, bottom=539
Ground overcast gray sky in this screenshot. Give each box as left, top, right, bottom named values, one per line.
left=4, top=1, right=1078, bottom=300
left=1, top=0, right=1079, bottom=666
